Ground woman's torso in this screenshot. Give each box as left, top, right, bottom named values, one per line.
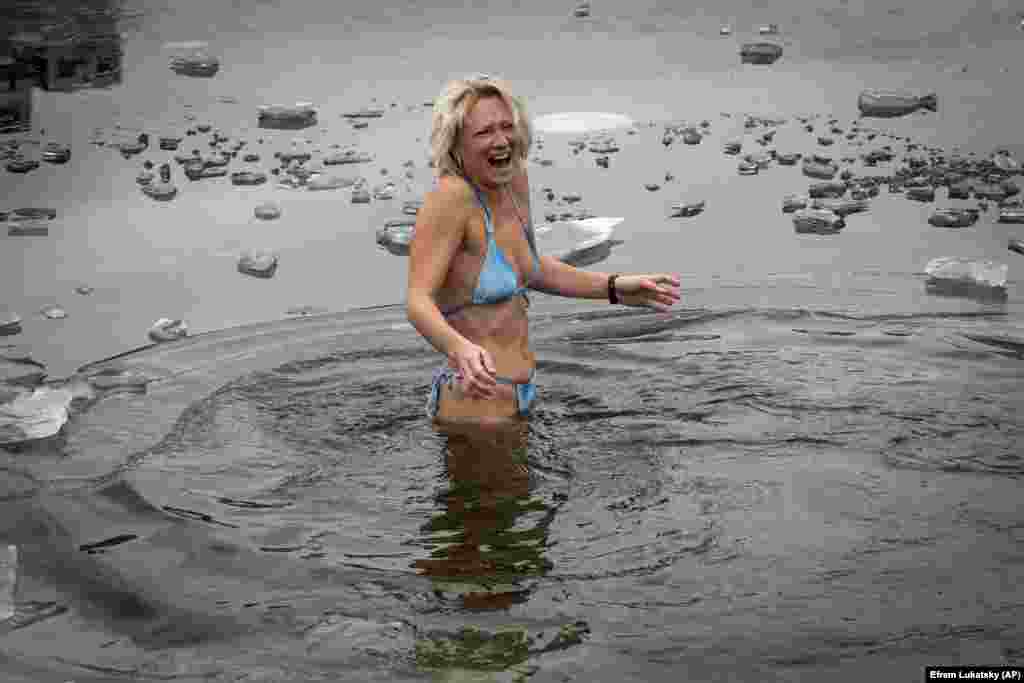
left=435, top=173, right=537, bottom=383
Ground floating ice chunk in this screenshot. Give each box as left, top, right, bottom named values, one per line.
left=810, top=197, right=869, bottom=216
left=163, top=40, right=209, bottom=50
left=0, top=545, right=15, bottom=620
left=304, top=174, right=349, bottom=191
left=41, top=143, right=70, bottom=163
left=0, top=313, right=21, bottom=336
left=148, top=318, right=188, bottom=343
left=535, top=217, right=623, bottom=266
left=342, top=107, right=385, bottom=119
left=857, top=89, right=937, bottom=118
left=376, top=218, right=416, bottom=255
left=254, top=202, right=281, bottom=220
left=372, top=182, right=396, bottom=200
left=322, top=150, right=372, bottom=165
left=39, top=305, right=66, bottom=320
left=402, top=199, right=423, bottom=216
left=532, top=112, right=634, bottom=135
left=929, top=208, right=978, bottom=228
left=924, top=257, right=1007, bottom=289
left=169, top=54, right=219, bottom=77
left=802, top=158, right=838, bottom=180
left=740, top=42, right=783, bottom=65
left=230, top=171, right=267, bottom=186
left=992, top=151, right=1021, bottom=173
left=237, top=248, right=279, bottom=278
left=781, top=195, right=808, bottom=213
left=998, top=208, right=1024, bottom=224
left=258, top=103, right=317, bottom=129
left=792, top=208, right=845, bottom=234
left=669, top=200, right=705, bottom=217
left=0, top=346, right=44, bottom=386
left=142, top=181, right=178, bottom=200
left=0, top=386, right=73, bottom=445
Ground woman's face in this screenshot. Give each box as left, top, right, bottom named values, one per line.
left=458, top=95, right=518, bottom=188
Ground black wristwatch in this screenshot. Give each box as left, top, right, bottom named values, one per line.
left=608, top=273, right=621, bottom=304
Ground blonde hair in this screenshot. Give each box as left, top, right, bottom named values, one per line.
left=430, top=75, right=532, bottom=178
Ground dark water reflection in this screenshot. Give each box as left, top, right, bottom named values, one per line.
left=416, top=419, right=557, bottom=611
left=0, top=0, right=124, bottom=95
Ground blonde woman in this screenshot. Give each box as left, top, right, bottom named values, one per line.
left=408, top=75, right=681, bottom=423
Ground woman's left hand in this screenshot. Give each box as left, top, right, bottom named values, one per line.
left=614, top=274, right=682, bottom=312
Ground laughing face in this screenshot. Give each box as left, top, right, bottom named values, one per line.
left=459, top=95, right=520, bottom=188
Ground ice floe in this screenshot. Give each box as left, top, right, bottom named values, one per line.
left=532, top=112, right=634, bottom=135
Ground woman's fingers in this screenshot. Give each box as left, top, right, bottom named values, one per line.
left=457, top=349, right=497, bottom=399
left=619, top=274, right=681, bottom=311
left=468, top=371, right=496, bottom=398
left=479, top=348, right=497, bottom=376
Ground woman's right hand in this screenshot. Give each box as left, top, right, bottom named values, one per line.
left=447, top=340, right=498, bottom=399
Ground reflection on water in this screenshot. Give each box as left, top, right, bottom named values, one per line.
left=2, top=1, right=123, bottom=89
left=0, top=60, right=33, bottom=134
left=9, top=30, right=122, bottom=93
left=0, top=0, right=123, bottom=135
left=415, top=419, right=556, bottom=611
left=412, top=419, right=570, bottom=679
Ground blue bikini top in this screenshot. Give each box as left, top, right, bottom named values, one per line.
left=440, top=179, right=540, bottom=319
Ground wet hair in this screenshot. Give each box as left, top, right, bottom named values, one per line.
left=430, top=74, right=532, bottom=178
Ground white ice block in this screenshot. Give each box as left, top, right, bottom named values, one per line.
left=924, top=257, right=1008, bottom=288
left=0, top=545, right=17, bottom=621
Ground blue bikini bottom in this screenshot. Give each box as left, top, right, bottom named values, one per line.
left=426, top=365, right=537, bottom=419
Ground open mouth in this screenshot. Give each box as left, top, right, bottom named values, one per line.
left=488, top=150, right=512, bottom=169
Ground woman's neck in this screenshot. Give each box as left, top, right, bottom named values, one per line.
left=464, top=173, right=511, bottom=207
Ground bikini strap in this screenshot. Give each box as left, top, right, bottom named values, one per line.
left=508, top=188, right=541, bottom=279
left=465, top=178, right=494, bottom=235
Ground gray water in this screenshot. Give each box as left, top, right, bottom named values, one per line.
left=2, top=0, right=1023, bottom=681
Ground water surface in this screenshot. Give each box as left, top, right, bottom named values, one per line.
left=1, top=0, right=1023, bottom=680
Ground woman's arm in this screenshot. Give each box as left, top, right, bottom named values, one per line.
left=407, top=180, right=499, bottom=398
left=519, top=170, right=682, bottom=310
left=531, top=257, right=682, bottom=311
left=517, top=169, right=612, bottom=300
left=406, top=182, right=473, bottom=356
left=531, top=255, right=611, bottom=300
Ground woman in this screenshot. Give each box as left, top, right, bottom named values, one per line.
left=407, top=75, right=681, bottom=423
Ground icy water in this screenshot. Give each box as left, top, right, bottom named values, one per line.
left=2, top=0, right=1024, bottom=681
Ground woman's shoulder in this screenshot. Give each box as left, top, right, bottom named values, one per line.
left=419, top=175, right=476, bottom=229
left=431, top=174, right=476, bottom=203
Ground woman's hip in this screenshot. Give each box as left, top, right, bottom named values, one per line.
left=426, top=366, right=537, bottom=422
